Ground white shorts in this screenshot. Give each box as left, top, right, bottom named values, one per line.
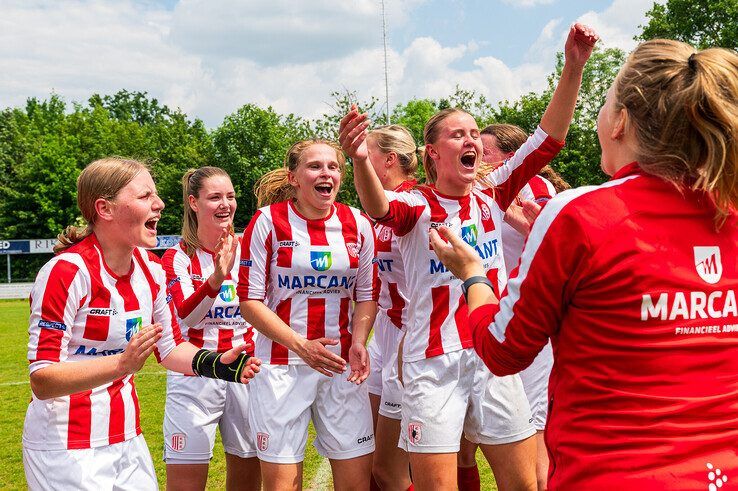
left=249, top=364, right=375, bottom=464
left=163, top=371, right=257, bottom=463
left=367, top=336, right=383, bottom=396
left=519, top=341, right=553, bottom=431
left=23, top=434, right=156, bottom=491
left=374, top=316, right=404, bottom=420
left=399, top=348, right=534, bottom=453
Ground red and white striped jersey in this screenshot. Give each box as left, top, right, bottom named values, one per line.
left=471, top=162, right=738, bottom=488
left=502, top=175, right=556, bottom=274
left=238, top=200, right=378, bottom=364
left=378, top=126, right=563, bottom=362
left=25, top=234, right=183, bottom=450
left=162, top=239, right=254, bottom=353
left=375, top=179, right=417, bottom=332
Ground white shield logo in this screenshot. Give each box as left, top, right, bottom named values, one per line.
left=171, top=433, right=186, bottom=452
left=694, top=246, right=722, bottom=284
left=257, top=432, right=269, bottom=451
left=481, top=203, right=491, bottom=221
left=408, top=422, right=422, bottom=444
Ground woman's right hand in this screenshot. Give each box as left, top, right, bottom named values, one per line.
left=339, top=104, right=370, bottom=162
left=117, top=323, right=163, bottom=376
left=209, top=229, right=238, bottom=288
left=295, top=337, right=347, bottom=377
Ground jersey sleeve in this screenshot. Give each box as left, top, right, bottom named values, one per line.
left=484, top=127, right=564, bottom=210
left=162, top=247, right=219, bottom=327
left=146, top=253, right=184, bottom=362
left=470, top=193, right=590, bottom=375
left=27, top=257, right=86, bottom=373
left=354, top=213, right=379, bottom=303
left=237, top=210, right=273, bottom=302
left=375, top=189, right=426, bottom=237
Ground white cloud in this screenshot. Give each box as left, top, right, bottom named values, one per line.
left=576, top=0, right=657, bottom=52
left=500, top=0, right=555, bottom=8
left=0, top=0, right=655, bottom=128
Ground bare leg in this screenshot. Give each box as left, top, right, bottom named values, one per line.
left=330, top=453, right=373, bottom=491
left=225, top=453, right=262, bottom=491
left=373, top=415, right=412, bottom=490
left=260, top=461, right=302, bottom=491
left=479, top=437, right=537, bottom=491
left=408, top=452, right=457, bottom=491
left=534, top=432, right=549, bottom=491
left=165, top=463, right=209, bottom=491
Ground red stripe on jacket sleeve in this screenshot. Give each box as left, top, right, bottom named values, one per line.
left=36, top=260, right=80, bottom=362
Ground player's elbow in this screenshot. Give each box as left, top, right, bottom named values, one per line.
left=29, top=370, right=54, bottom=400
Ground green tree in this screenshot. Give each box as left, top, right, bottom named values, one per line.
left=637, top=0, right=738, bottom=50
left=211, top=104, right=312, bottom=226
left=491, top=47, right=625, bottom=187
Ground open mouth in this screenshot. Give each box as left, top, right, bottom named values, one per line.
left=215, top=211, right=230, bottom=219
left=144, top=217, right=158, bottom=232
left=315, top=183, right=333, bottom=197
left=460, top=151, right=477, bottom=169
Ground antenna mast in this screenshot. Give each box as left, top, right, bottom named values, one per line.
left=381, top=0, right=390, bottom=124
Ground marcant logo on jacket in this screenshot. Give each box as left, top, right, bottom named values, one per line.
left=126, top=317, right=142, bottom=341
left=694, top=246, right=722, bottom=284
left=219, top=284, right=236, bottom=302
left=461, top=224, right=478, bottom=247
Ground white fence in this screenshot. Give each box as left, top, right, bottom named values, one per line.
left=0, top=282, right=33, bottom=300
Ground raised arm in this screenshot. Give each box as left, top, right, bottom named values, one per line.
left=339, top=105, right=389, bottom=219
left=540, top=23, right=599, bottom=141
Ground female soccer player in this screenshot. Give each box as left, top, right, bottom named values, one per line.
left=431, top=39, right=738, bottom=489
left=23, top=158, right=260, bottom=490
left=162, top=167, right=260, bottom=491
left=363, top=125, right=418, bottom=491
left=340, top=23, right=598, bottom=491
left=238, top=140, right=378, bottom=490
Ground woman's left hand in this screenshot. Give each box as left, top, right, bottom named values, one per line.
left=347, top=342, right=369, bottom=385
left=220, top=343, right=262, bottom=384
left=429, top=226, right=485, bottom=281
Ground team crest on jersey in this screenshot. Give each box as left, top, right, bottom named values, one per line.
left=257, top=432, right=269, bottom=451
left=408, top=422, right=422, bottom=444
left=346, top=243, right=359, bottom=258
left=219, top=284, right=236, bottom=302
left=126, top=317, right=142, bottom=341
left=377, top=225, right=392, bottom=243
left=480, top=203, right=491, bottom=221
left=694, top=246, right=722, bottom=284
left=310, top=251, right=332, bottom=271
left=461, top=224, right=478, bottom=247
left=170, top=433, right=186, bottom=452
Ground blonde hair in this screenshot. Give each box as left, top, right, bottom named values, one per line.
left=55, top=157, right=148, bottom=254
left=423, top=108, right=470, bottom=184
left=254, top=139, right=346, bottom=207
left=181, top=166, right=233, bottom=255
left=614, top=39, right=738, bottom=219
left=367, top=125, right=419, bottom=177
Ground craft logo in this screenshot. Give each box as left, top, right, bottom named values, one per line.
left=346, top=243, right=359, bottom=258
left=310, top=251, right=332, bottom=271
left=461, top=224, right=478, bottom=247
left=480, top=203, right=491, bottom=221
left=279, top=240, right=300, bottom=248
left=170, top=433, right=186, bottom=452
left=706, top=462, right=728, bottom=490
left=126, top=317, right=142, bottom=341
left=89, top=308, right=118, bottom=316
left=219, top=284, right=236, bottom=302
left=257, top=432, right=269, bottom=451
left=694, top=246, right=722, bottom=284
left=408, top=422, right=422, bottom=444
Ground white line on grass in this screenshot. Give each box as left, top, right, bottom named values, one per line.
left=306, top=457, right=332, bottom=490
left=0, top=370, right=167, bottom=386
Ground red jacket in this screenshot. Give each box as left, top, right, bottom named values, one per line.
left=471, top=163, right=738, bottom=490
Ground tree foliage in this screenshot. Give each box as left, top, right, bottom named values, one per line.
left=637, top=0, right=738, bottom=50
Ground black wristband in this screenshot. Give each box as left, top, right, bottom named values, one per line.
left=461, top=276, right=494, bottom=302
left=191, top=349, right=250, bottom=383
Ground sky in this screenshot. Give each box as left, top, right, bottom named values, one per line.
left=0, top=0, right=659, bottom=127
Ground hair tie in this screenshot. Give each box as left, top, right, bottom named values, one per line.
left=688, top=52, right=698, bottom=71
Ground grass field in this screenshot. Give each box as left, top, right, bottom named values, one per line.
left=0, top=299, right=498, bottom=490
